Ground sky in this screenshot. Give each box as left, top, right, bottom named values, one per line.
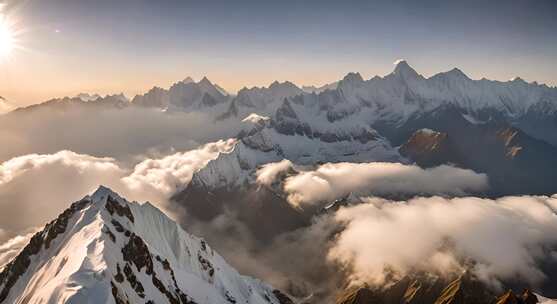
left=0, top=0, right=556, bottom=106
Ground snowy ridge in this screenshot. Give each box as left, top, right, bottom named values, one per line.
left=10, top=61, right=557, bottom=133
left=0, top=186, right=291, bottom=304
left=191, top=120, right=402, bottom=189
left=132, top=77, right=231, bottom=112
left=273, top=60, right=557, bottom=135
left=219, top=81, right=304, bottom=120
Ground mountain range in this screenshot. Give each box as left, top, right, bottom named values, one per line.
left=6, top=62, right=557, bottom=191
left=3, top=61, right=557, bottom=303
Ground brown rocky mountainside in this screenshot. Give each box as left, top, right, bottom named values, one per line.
left=397, top=120, right=557, bottom=196
left=336, top=274, right=541, bottom=304
left=399, top=129, right=462, bottom=168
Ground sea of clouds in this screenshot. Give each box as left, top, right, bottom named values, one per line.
left=1, top=104, right=557, bottom=299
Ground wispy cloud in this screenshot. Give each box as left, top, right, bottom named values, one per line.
left=277, top=162, right=488, bottom=208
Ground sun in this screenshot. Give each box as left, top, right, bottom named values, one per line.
left=0, top=14, right=15, bottom=58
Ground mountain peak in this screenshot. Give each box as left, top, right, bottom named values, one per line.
left=182, top=76, right=195, bottom=84
left=75, top=93, right=101, bottom=102
left=391, top=59, right=420, bottom=80
left=269, top=80, right=298, bottom=90
left=199, top=76, right=212, bottom=84
left=446, top=67, right=469, bottom=79
left=90, top=185, right=119, bottom=201
left=0, top=188, right=291, bottom=304
left=341, top=72, right=364, bottom=84
left=511, top=76, right=527, bottom=84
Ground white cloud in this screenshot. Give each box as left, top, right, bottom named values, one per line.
left=0, top=229, right=38, bottom=270
left=0, top=151, right=127, bottom=238
left=255, top=159, right=293, bottom=186
left=122, top=139, right=236, bottom=203
left=328, top=195, right=557, bottom=288
left=282, top=162, right=488, bottom=207
left=0, top=140, right=238, bottom=242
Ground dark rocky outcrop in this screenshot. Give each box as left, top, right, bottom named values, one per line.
left=399, top=129, right=463, bottom=168
left=272, top=289, right=295, bottom=304
left=106, top=195, right=135, bottom=223
left=335, top=274, right=545, bottom=304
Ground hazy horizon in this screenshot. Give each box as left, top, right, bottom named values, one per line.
left=1, top=0, right=556, bottom=107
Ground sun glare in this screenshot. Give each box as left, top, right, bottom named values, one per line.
left=0, top=14, right=15, bottom=58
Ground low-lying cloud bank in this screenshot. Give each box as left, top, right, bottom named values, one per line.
left=256, top=161, right=489, bottom=207
left=329, top=195, right=557, bottom=289
left=178, top=191, right=557, bottom=300
left=0, top=140, right=236, bottom=243
left=2, top=150, right=556, bottom=298
left=0, top=106, right=242, bottom=163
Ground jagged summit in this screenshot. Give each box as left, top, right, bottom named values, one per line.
left=0, top=187, right=291, bottom=304
left=440, top=67, right=470, bottom=80
left=341, top=72, right=364, bottom=84
left=75, top=93, right=102, bottom=102
left=511, top=76, right=528, bottom=84
left=90, top=185, right=118, bottom=201
left=198, top=76, right=213, bottom=86
left=182, top=76, right=195, bottom=84
left=390, top=59, right=421, bottom=80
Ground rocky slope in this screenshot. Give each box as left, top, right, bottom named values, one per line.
left=398, top=114, right=557, bottom=196
left=335, top=273, right=544, bottom=304
left=0, top=186, right=292, bottom=304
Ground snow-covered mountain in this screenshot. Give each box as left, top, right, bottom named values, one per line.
left=0, top=186, right=293, bottom=304
left=301, top=82, right=338, bottom=94
left=188, top=117, right=401, bottom=190
left=4, top=61, right=557, bottom=194
left=7, top=61, right=557, bottom=146
left=218, top=81, right=305, bottom=120
left=259, top=61, right=557, bottom=146
left=171, top=117, right=402, bottom=243
left=132, top=77, right=231, bottom=112
left=8, top=93, right=130, bottom=115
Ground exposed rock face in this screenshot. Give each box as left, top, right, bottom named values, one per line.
left=0, top=186, right=292, bottom=304
left=396, top=106, right=557, bottom=196
left=399, top=129, right=461, bottom=167
left=335, top=274, right=543, bottom=304
left=495, top=290, right=540, bottom=304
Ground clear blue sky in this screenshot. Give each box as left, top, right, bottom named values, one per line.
left=1, top=0, right=556, bottom=105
